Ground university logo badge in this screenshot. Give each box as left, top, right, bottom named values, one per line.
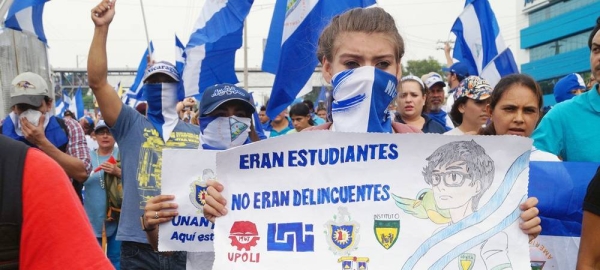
left=458, top=253, right=475, bottom=270
left=373, top=219, right=399, bottom=250
left=229, top=117, right=249, bottom=141
left=338, top=256, right=369, bottom=270
left=189, top=169, right=216, bottom=214
left=229, top=221, right=260, bottom=251
left=324, top=207, right=360, bottom=255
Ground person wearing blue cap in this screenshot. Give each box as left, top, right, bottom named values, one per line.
left=553, top=73, right=587, bottom=104
left=442, top=61, right=470, bottom=112
left=89, top=1, right=200, bottom=268
left=143, top=83, right=259, bottom=269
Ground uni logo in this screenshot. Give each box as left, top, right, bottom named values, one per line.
left=267, top=222, right=314, bottom=252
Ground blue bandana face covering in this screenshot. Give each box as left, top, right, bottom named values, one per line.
left=199, top=116, right=251, bottom=150
left=142, top=82, right=180, bottom=142
left=330, top=66, right=398, bottom=133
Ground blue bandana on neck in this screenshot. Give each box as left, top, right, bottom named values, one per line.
left=142, top=83, right=181, bottom=142
left=330, top=66, right=397, bottom=133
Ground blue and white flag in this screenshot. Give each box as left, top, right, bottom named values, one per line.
left=182, top=0, right=253, bottom=99
left=175, top=35, right=186, bottom=76
left=3, top=0, right=49, bottom=44
left=315, top=85, right=328, bottom=109
left=127, top=42, right=155, bottom=99
left=529, top=161, right=599, bottom=270
left=450, top=0, right=518, bottom=86
left=263, top=0, right=376, bottom=119
left=68, top=87, right=85, bottom=119
left=54, top=97, right=66, bottom=117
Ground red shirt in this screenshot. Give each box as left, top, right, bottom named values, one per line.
left=20, top=148, right=113, bottom=269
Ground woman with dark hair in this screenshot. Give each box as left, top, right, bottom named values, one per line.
left=287, top=103, right=315, bottom=133
left=446, top=76, right=492, bottom=135
left=479, top=74, right=558, bottom=161
left=395, top=75, right=445, bottom=133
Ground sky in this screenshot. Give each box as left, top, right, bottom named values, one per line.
left=42, top=0, right=520, bottom=70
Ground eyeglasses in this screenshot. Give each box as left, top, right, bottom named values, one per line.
left=95, top=130, right=112, bottom=136
left=430, top=171, right=471, bottom=187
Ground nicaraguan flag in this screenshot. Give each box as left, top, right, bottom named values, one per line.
left=175, top=35, right=186, bottom=75
left=182, top=0, right=253, bottom=98
left=54, top=97, right=66, bottom=117
left=68, top=87, right=85, bottom=119
left=529, top=161, right=599, bottom=270
left=4, top=0, right=49, bottom=43
left=450, top=0, right=518, bottom=86
left=127, top=42, right=155, bottom=99
left=263, top=0, right=376, bottom=119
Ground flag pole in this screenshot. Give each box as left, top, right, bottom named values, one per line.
left=139, top=0, right=152, bottom=61
left=243, top=19, right=249, bottom=90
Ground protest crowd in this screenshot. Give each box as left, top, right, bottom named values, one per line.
left=1, top=0, right=600, bottom=269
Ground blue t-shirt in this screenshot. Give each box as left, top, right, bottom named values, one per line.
left=111, top=106, right=200, bottom=243
left=84, top=147, right=119, bottom=238
left=532, top=85, right=600, bottom=162
left=426, top=110, right=453, bottom=131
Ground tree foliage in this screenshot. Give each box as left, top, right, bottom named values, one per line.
left=402, top=56, right=444, bottom=78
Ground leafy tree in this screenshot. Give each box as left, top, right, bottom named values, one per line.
left=402, top=56, right=444, bottom=78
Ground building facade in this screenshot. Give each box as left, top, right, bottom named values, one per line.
left=520, top=0, right=600, bottom=106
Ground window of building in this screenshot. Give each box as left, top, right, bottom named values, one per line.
left=529, top=30, right=591, bottom=61
left=529, top=0, right=596, bottom=25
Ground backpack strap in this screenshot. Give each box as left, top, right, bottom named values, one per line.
left=0, top=135, right=29, bottom=269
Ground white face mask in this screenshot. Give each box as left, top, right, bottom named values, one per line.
left=20, top=109, right=43, bottom=126
left=12, top=110, right=50, bottom=136
left=199, top=116, right=251, bottom=150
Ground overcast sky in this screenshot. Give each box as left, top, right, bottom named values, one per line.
left=43, top=0, right=519, bottom=70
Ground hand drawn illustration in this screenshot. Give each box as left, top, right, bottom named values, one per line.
left=396, top=140, right=526, bottom=270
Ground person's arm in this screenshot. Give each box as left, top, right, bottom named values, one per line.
left=531, top=108, right=564, bottom=158
left=20, top=149, right=113, bottom=269
left=577, top=211, right=600, bottom=269
left=88, top=0, right=122, bottom=127
left=143, top=195, right=179, bottom=251
left=444, top=42, right=454, bottom=67
left=20, top=115, right=89, bottom=182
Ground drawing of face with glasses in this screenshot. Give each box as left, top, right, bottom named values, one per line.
left=422, top=140, right=495, bottom=222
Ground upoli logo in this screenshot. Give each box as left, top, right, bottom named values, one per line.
left=324, top=207, right=360, bottom=256
left=338, top=256, right=369, bottom=270
left=229, top=221, right=260, bottom=251
left=15, top=81, right=35, bottom=89
left=189, top=169, right=215, bottom=213
left=373, top=213, right=400, bottom=250
left=228, top=221, right=260, bottom=263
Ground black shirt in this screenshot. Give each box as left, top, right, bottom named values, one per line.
left=583, top=167, right=600, bottom=215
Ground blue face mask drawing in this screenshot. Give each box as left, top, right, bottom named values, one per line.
left=330, top=66, right=398, bottom=133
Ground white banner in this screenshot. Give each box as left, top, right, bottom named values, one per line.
left=212, top=132, right=533, bottom=269
left=159, top=149, right=218, bottom=252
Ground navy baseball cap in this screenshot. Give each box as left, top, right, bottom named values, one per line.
left=200, top=84, right=256, bottom=116
left=442, top=62, right=470, bottom=77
